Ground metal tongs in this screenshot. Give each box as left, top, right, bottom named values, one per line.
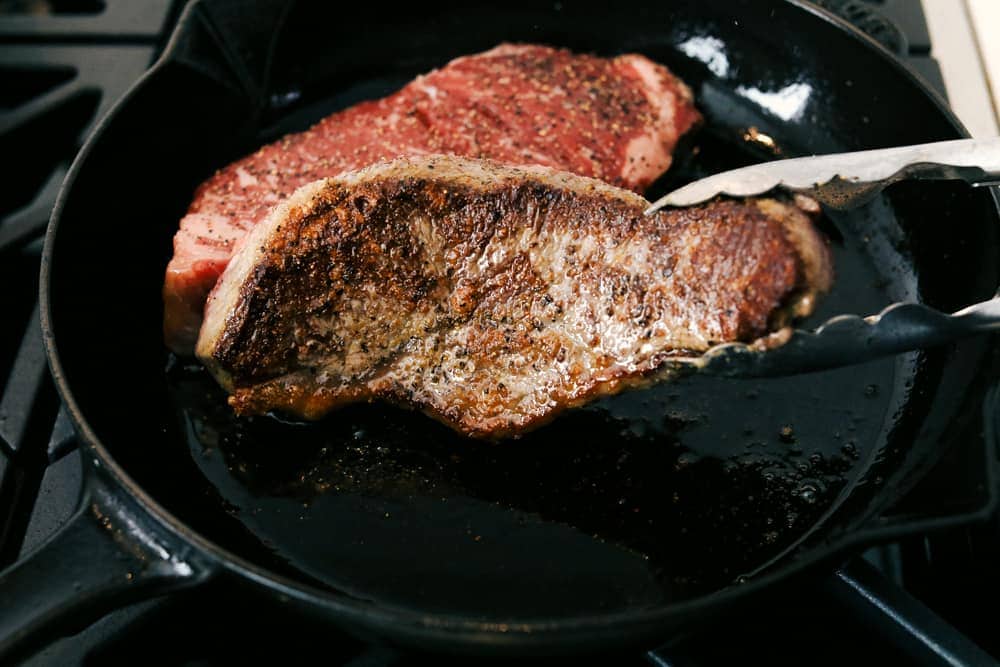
left=644, top=137, right=1000, bottom=378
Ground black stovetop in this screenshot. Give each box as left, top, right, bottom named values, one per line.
left=2, top=1, right=999, bottom=665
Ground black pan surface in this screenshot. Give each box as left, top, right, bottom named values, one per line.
left=42, top=0, right=1000, bottom=643
left=166, top=144, right=910, bottom=617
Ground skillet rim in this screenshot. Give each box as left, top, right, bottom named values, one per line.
left=37, top=0, right=1000, bottom=649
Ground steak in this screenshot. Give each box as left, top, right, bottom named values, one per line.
left=196, top=156, right=833, bottom=440
left=165, top=43, right=702, bottom=354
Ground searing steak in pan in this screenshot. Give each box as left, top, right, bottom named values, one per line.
left=13, top=0, right=1000, bottom=661
left=196, top=156, right=832, bottom=439
left=165, top=43, right=702, bottom=354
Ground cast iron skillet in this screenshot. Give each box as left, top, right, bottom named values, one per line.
left=2, top=0, right=1000, bottom=660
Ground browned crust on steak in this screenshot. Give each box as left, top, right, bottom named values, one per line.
left=197, top=156, right=832, bottom=439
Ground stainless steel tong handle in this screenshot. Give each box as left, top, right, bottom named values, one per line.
left=644, top=137, right=1000, bottom=377
left=645, top=137, right=1000, bottom=213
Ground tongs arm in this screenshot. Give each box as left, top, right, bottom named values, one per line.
left=693, top=295, right=1000, bottom=379
left=645, top=137, right=1000, bottom=214
left=646, top=137, right=1000, bottom=377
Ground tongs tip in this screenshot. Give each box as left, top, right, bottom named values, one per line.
left=644, top=190, right=707, bottom=216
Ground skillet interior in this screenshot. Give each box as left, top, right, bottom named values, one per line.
left=46, top=0, right=1000, bottom=625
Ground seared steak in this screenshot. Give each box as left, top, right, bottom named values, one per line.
left=196, top=156, right=833, bottom=440
left=165, top=43, right=701, bottom=354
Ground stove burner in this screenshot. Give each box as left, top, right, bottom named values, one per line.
left=812, top=0, right=908, bottom=54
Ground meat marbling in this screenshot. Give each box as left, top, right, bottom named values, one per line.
left=196, top=155, right=833, bottom=440
left=165, top=43, right=702, bottom=354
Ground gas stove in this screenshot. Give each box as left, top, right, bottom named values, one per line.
left=1, top=1, right=999, bottom=665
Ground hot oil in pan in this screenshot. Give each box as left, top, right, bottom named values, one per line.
left=168, top=133, right=912, bottom=618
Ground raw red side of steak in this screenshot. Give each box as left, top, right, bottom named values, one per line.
left=164, top=43, right=701, bottom=354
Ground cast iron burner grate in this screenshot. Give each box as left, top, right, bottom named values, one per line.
left=812, top=0, right=908, bottom=54
left=0, top=1, right=997, bottom=665
left=0, top=2, right=168, bottom=573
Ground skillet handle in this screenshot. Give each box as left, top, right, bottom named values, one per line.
left=0, top=471, right=214, bottom=663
